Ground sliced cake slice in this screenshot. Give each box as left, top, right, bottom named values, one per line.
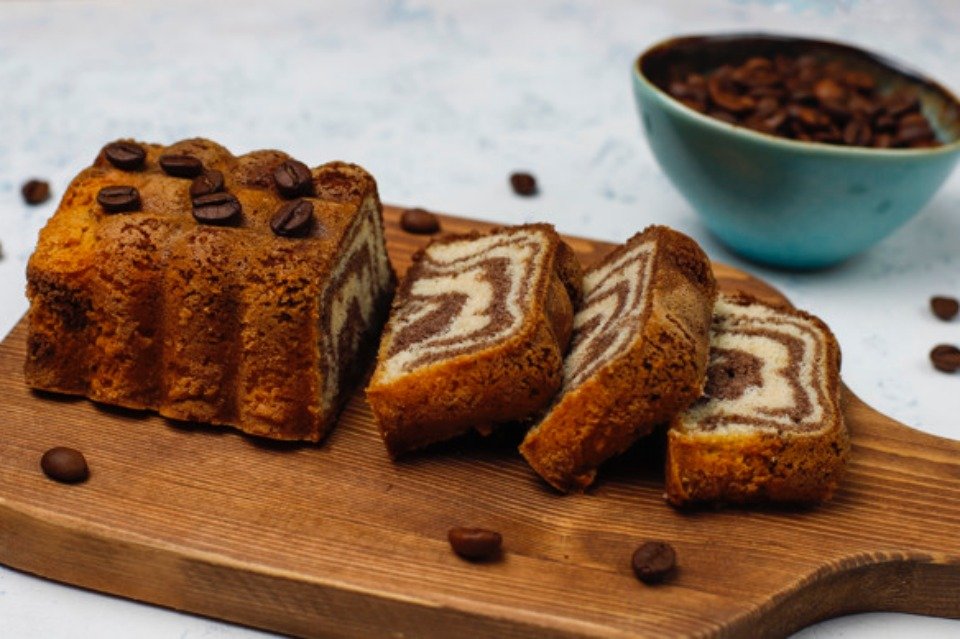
left=665, top=293, right=849, bottom=506
left=519, top=225, right=717, bottom=492
left=366, top=223, right=583, bottom=457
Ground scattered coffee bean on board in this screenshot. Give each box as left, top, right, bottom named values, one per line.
left=931, top=296, right=959, bottom=321
left=40, top=447, right=89, bottom=484
left=400, top=208, right=441, bottom=234
left=930, top=344, right=960, bottom=373
left=509, top=172, right=538, bottom=196
left=447, top=527, right=502, bottom=561
left=631, top=541, right=676, bottom=584
left=21, top=179, right=51, bottom=205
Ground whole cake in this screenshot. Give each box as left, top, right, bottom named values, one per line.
left=26, top=138, right=395, bottom=441
left=366, top=224, right=583, bottom=457
left=665, top=293, right=849, bottom=505
left=519, top=226, right=717, bottom=492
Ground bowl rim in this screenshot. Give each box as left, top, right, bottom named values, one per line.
left=634, top=32, right=960, bottom=157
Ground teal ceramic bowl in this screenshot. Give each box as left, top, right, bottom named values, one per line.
left=633, top=34, right=960, bottom=268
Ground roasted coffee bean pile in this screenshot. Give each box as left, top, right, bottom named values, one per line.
left=668, top=55, right=941, bottom=148
left=95, top=141, right=316, bottom=236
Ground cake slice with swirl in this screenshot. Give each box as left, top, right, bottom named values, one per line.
left=366, top=224, right=582, bottom=457
left=665, top=293, right=849, bottom=505
left=520, top=226, right=717, bottom=492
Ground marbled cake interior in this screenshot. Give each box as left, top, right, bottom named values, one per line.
left=676, top=296, right=834, bottom=435
left=379, top=228, right=551, bottom=381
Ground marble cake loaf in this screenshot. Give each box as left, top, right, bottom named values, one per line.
left=520, top=226, right=717, bottom=492
left=25, top=138, right=395, bottom=441
left=665, top=293, right=849, bottom=505
left=366, top=224, right=583, bottom=457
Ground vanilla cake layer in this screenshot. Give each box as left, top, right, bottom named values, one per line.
left=25, top=138, right=395, bottom=442
left=366, top=224, right=582, bottom=457
left=666, top=294, right=849, bottom=505
left=520, top=226, right=717, bottom=492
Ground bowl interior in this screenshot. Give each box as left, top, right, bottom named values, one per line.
left=637, top=33, right=960, bottom=146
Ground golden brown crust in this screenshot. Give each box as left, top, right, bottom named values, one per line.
left=664, top=293, right=848, bottom=506
left=25, top=137, right=395, bottom=441
left=519, top=225, right=718, bottom=492
left=365, top=224, right=582, bottom=457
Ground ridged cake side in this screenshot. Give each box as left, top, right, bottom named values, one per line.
left=25, top=138, right=394, bottom=441
left=665, top=293, right=848, bottom=505
left=366, top=224, right=582, bottom=457
left=519, top=225, right=717, bottom=492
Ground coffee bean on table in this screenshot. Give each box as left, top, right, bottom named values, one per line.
left=400, top=208, right=440, bottom=235
left=103, top=141, right=146, bottom=171
left=159, top=154, right=203, bottom=178
left=40, top=447, right=89, bottom=484
left=192, top=192, right=242, bottom=226
left=930, top=344, right=960, bottom=373
left=510, top=171, right=538, bottom=196
left=190, top=169, right=225, bottom=199
left=97, top=185, right=141, bottom=213
left=931, top=296, right=959, bottom=321
left=274, top=159, right=314, bottom=198
left=21, top=179, right=51, bottom=205
left=271, top=199, right=314, bottom=237
left=631, top=540, right=677, bottom=584
left=447, top=526, right=502, bottom=561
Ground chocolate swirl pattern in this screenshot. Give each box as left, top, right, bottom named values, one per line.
left=563, top=240, right=654, bottom=390
left=378, top=232, right=547, bottom=381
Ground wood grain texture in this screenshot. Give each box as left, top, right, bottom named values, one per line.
left=0, top=205, right=958, bottom=638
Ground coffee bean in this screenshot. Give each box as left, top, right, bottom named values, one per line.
left=274, top=159, right=314, bottom=198
left=192, top=192, right=241, bottom=226
left=103, top=141, right=146, bottom=171
left=509, top=172, right=538, bottom=197
left=40, top=447, right=89, bottom=484
left=97, top=185, right=141, bottom=213
left=21, top=179, right=51, bottom=205
left=190, top=169, right=225, bottom=199
left=631, top=541, right=676, bottom=584
left=931, top=296, right=959, bottom=321
left=930, top=344, right=960, bottom=373
left=399, top=208, right=440, bottom=235
left=159, top=154, right=203, bottom=178
left=447, top=527, right=502, bottom=561
left=271, top=199, right=314, bottom=237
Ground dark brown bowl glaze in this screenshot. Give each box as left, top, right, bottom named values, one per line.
left=638, top=33, right=960, bottom=145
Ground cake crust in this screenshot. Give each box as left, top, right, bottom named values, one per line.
left=519, top=225, right=718, bottom=492
left=665, top=293, right=849, bottom=505
left=26, top=138, right=395, bottom=441
left=366, top=224, right=582, bottom=457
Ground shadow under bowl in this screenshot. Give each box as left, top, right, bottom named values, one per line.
left=633, top=33, right=960, bottom=269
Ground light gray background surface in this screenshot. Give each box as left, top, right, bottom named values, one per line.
left=1, top=1, right=958, bottom=637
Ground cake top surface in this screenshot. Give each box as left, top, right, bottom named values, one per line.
left=377, top=223, right=563, bottom=381
left=676, top=293, right=841, bottom=436
left=30, top=137, right=378, bottom=274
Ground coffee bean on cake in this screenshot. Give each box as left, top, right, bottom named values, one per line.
left=103, top=141, right=147, bottom=170
left=40, top=447, right=89, bottom=484
left=274, top=159, right=314, bottom=198
left=399, top=208, right=440, bottom=234
left=21, top=179, right=51, bottom=205
left=159, top=154, right=204, bottom=178
left=447, top=527, right=503, bottom=561
left=192, top=192, right=242, bottom=226
left=509, top=171, right=538, bottom=196
left=931, top=296, right=959, bottom=321
left=97, top=185, right=142, bottom=213
left=631, top=541, right=677, bottom=584
left=271, top=199, right=314, bottom=237
left=190, top=169, right=225, bottom=199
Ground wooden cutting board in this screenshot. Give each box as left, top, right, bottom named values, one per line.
left=1, top=206, right=958, bottom=639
